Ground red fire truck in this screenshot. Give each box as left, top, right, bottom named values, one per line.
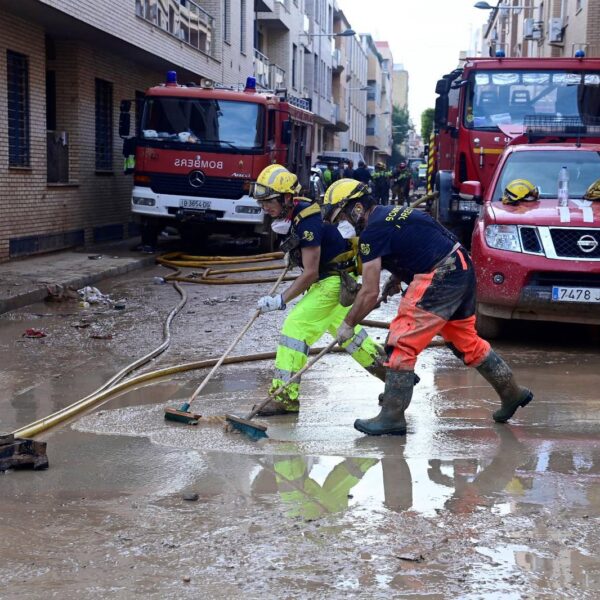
left=120, top=72, right=314, bottom=250
left=431, top=53, right=600, bottom=245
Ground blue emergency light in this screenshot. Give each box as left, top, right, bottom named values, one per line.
left=245, top=76, right=257, bottom=91
left=575, top=49, right=586, bottom=58
left=166, top=71, right=178, bottom=85
left=495, top=50, right=506, bottom=58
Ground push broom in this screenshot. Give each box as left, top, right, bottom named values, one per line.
left=164, top=260, right=290, bottom=425
left=225, top=339, right=338, bottom=440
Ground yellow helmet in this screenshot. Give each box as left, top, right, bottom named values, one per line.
left=583, top=178, right=600, bottom=201
left=323, top=178, right=371, bottom=222
left=501, top=179, right=539, bottom=205
left=251, top=164, right=301, bottom=201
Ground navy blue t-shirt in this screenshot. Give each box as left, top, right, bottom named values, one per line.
left=291, top=201, right=349, bottom=278
left=358, top=206, right=456, bottom=277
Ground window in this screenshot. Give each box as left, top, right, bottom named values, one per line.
left=223, top=0, right=230, bottom=42
left=240, top=0, right=247, bottom=53
left=7, top=50, right=30, bottom=167
left=292, top=43, right=298, bottom=89
left=95, top=78, right=113, bottom=171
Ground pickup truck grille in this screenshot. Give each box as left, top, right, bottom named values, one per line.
left=550, top=228, right=600, bottom=259
left=149, top=174, right=245, bottom=200
left=520, top=227, right=542, bottom=253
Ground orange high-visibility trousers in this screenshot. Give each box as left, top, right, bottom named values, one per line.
left=385, top=248, right=490, bottom=371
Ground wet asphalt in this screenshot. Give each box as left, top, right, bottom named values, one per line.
left=1, top=243, right=600, bottom=599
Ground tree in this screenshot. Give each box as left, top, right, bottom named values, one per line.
left=421, top=108, right=435, bottom=143
left=391, top=104, right=411, bottom=165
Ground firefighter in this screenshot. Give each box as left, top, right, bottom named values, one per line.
left=371, top=161, right=392, bottom=206
left=326, top=179, right=533, bottom=436
left=322, top=162, right=336, bottom=189
left=251, top=165, right=385, bottom=416
left=391, top=162, right=412, bottom=206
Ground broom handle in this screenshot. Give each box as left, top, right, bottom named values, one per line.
left=189, top=261, right=289, bottom=404
left=243, top=339, right=338, bottom=420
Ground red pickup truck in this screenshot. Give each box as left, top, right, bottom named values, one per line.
left=466, top=142, right=600, bottom=337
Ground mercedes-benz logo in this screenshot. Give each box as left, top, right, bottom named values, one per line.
left=189, top=170, right=205, bottom=188
left=577, top=234, right=598, bottom=253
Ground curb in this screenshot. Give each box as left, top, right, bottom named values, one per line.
left=0, top=255, right=157, bottom=315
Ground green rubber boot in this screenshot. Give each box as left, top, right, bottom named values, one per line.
left=476, top=350, right=533, bottom=423
left=354, top=370, right=414, bottom=436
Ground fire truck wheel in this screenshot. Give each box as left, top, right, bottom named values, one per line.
left=475, top=307, right=502, bottom=340
left=140, top=217, right=160, bottom=248
left=258, top=229, right=278, bottom=253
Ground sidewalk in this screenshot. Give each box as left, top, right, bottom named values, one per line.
left=0, top=240, right=156, bottom=314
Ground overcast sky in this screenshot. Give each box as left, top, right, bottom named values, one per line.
left=339, top=0, right=490, bottom=133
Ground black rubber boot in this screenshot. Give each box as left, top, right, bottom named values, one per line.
left=378, top=372, right=420, bottom=405
left=476, top=350, right=533, bottom=423
left=355, top=370, right=414, bottom=436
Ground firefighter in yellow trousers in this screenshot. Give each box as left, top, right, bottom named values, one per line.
left=251, top=165, right=385, bottom=416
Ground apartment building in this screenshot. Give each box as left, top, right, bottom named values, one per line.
left=392, top=63, right=408, bottom=111
left=0, top=0, right=253, bottom=262
left=359, top=35, right=392, bottom=166
left=481, top=0, right=600, bottom=57
left=331, top=5, right=367, bottom=157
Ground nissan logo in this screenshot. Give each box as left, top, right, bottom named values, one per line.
left=189, top=170, right=205, bottom=188
left=577, top=234, right=598, bottom=253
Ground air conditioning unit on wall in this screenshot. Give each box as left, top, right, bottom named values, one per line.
left=549, top=17, right=564, bottom=43
left=523, top=18, right=534, bottom=39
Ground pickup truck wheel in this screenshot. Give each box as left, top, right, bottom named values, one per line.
left=476, top=308, right=502, bottom=340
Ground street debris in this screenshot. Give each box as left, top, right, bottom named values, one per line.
left=202, top=295, right=241, bottom=306
left=0, top=434, right=49, bottom=471
left=22, top=328, right=46, bottom=338
left=78, top=286, right=112, bottom=305
left=89, top=332, right=113, bottom=340
left=395, top=553, right=425, bottom=563
left=45, top=284, right=79, bottom=302
left=182, top=492, right=199, bottom=501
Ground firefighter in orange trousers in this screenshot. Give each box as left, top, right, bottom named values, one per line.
left=325, top=179, right=534, bottom=436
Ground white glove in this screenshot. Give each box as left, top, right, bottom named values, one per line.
left=336, top=321, right=355, bottom=344
left=257, top=294, right=286, bottom=313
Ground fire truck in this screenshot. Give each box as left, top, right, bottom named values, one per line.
left=120, top=72, right=314, bottom=250
left=431, top=53, right=600, bottom=245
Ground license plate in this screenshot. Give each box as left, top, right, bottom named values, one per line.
left=181, top=199, right=211, bottom=210
left=551, top=286, right=600, bottom=303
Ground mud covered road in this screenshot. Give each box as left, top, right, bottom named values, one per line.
left=1, top=255, right=600, bottom=599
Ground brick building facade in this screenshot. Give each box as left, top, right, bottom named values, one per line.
left=0, top=0, right=253, bottom=262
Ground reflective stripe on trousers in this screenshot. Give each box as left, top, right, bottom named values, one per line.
left=271, top=275, right=382, bottom=406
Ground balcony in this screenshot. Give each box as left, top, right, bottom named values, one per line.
left=256, top=0, right=293, bottom=31
left=332, top=48, right=343, bottom=73
left=135, top=0, right=215, bottom=56
left=269, top=64, right=286, bottom=89
left=254, top=48, right=270, bottom=88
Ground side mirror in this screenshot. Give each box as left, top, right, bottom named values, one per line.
left=435, top=78, right=451, bottom=95
left=434, top=95, right=449, bottom=129
left=119, top=100, right=131, bottom=138
left=281, top=120, right=292, bottom=145
left=459, top=181, right=483, bottom=205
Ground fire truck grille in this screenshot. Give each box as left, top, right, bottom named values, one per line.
left=150, top=174, right=246, bottom=200
left=550, top=228, right=600, bottom=259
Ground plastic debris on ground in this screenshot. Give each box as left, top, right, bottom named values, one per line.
left=22, top=328, right=47, bottom=338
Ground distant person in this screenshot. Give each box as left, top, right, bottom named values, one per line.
left=392, top=162, right=412, bottom=206
left=353, top=160, right=372, bottom=185
left=343, top=160, right=354, bottom=178
left=333, top=160, right=345, bottom=183
left=322, top=162, right=336, bottom=189
left=371, top=161, right=392, bottom=206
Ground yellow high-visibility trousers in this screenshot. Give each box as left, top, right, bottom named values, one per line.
left=270, top=275, right=382, bottom=409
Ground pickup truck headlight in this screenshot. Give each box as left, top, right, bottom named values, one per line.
left=484, top=224, right=521, bottom=252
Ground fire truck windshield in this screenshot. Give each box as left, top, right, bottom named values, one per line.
left=464, top=70, right=600, bottom=131
left=141, top=97, right=265, bottom=150
left=491, top=149, right=600, bottom=201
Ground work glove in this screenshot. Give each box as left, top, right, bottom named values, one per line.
left=380, top=275, right=401, bottom=304
left=336, top=321, right=355, bottom=345
left=257, top=294, right=286, bottom=313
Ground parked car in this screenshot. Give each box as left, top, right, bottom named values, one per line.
left=417, top=164, right=427, bottom=188
left=468, top=143, right=600, bottom=337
